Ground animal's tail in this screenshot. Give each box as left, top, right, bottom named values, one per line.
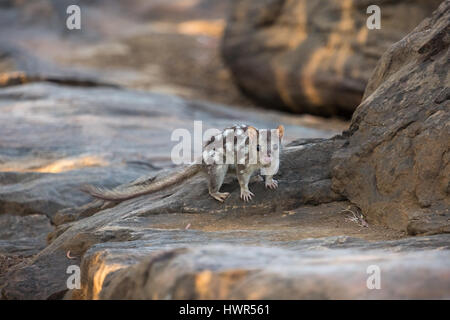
left=80, top=164, right=202, bottom=202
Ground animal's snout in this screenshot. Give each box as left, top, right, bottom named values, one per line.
left=262, top=155, right=272, bottom=165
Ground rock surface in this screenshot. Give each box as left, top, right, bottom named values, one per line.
left=0, top=213, right=52, bottom=294
left=97, top=238, right=450, bottom=299
left=0, top=214, right=52, bottom=256
left=1, top=1, right=449, bottom=300
left=222, top=0, right=441, bottom=116
left=0, top=0, right=252, bottom=106
left=331, top=1, right=450, bottom=233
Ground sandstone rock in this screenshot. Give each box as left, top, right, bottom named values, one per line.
left=84, top=235, right=450, bottom=299
left=0, top=214, right=52, bottom=256
left=0, top=214, right=52, bottom=295
left=4, top=201, right=447, bottom=300
left=222, top=0, right=441, bottom=116
left=331, top=1, right=450, bottom=232
left=0, top=0, right=251, bottom=107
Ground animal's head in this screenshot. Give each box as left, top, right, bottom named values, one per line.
left=202, top=124, right=284, bottom=169
left=247, top=125, right=284, bottom=168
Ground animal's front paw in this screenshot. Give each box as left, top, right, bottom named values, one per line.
left=265, top=179, right=278, bottom=190
left=240, top=189, right=254, bottom=202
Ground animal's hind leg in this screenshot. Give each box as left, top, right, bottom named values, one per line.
left=207, top=164, right=230, bottom=202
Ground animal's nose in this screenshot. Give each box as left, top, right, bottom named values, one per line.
left=262, top=155, right=272, bottom=163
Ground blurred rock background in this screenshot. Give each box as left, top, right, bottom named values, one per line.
left=2, top=0, right=441, bottom=117
left=222, top=0, right=442, bottom=116
left=0, top=0, right=250, bottom=105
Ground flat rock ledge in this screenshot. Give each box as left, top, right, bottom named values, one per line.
left=91, top=237, right=450, bottom=300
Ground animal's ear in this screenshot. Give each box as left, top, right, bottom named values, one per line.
left=277, top=125, right=285, bottom=139
left=247, top=126, right=258, bottom=141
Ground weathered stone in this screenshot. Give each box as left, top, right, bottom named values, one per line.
left=222, top=0, right=441, bottom=116
left=86, top=235, right=450, bottom=299
left=331, top=1, right=450, bottom=233
left=0, top=214, right=53, bottom=297
left=0, top=214, right=52, bottom=256
left=0, top=0, right=251, bottom=107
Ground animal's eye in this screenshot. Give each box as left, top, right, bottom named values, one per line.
left=256, top=145, right=260, bottom=151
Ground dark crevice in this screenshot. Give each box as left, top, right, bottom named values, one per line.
left=0, top=73, right=120, bottom=89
